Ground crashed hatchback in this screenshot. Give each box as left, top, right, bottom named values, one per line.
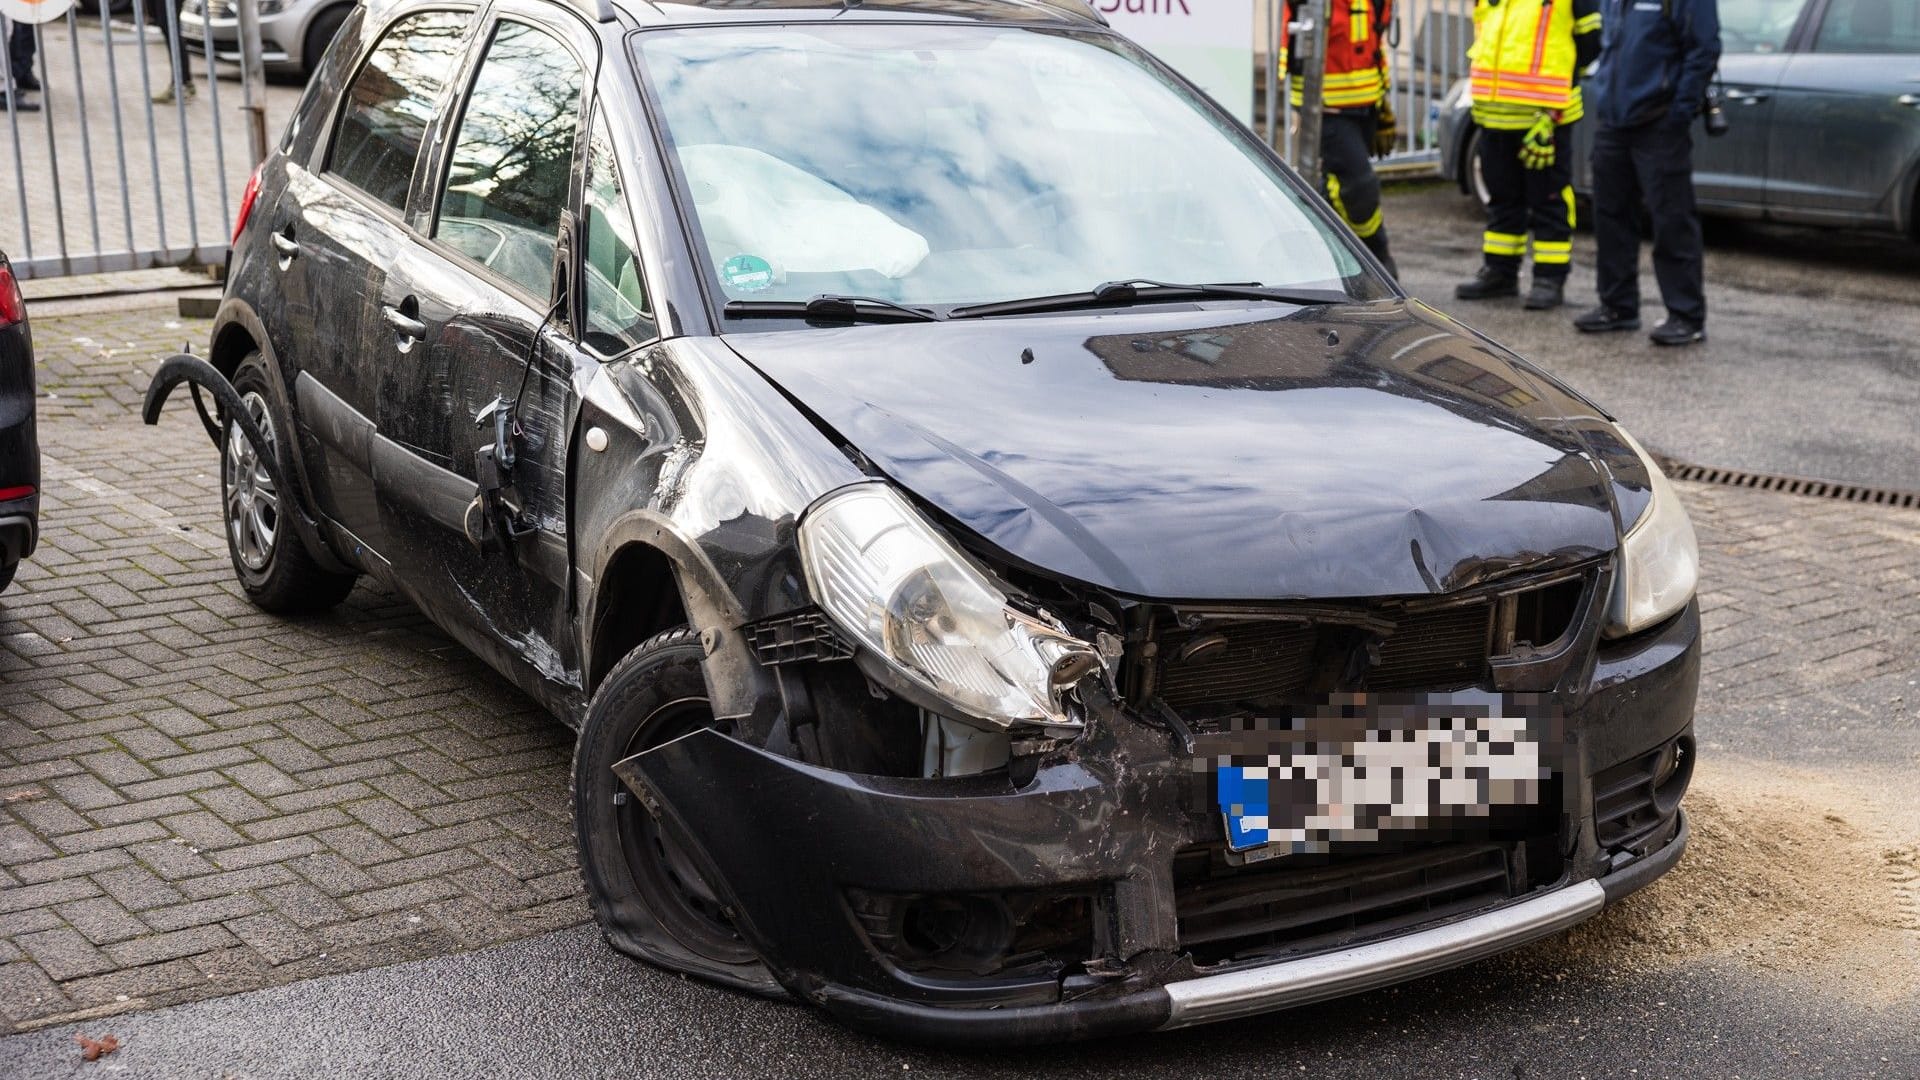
left=147, top=0, right=1700, bottom=1045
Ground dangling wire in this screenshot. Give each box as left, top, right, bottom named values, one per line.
left=509, top=297, right=567, bottom=441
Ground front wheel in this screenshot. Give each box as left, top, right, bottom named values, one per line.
left=221, top=354, right=358, bottom=613
left=572, top=627, right=779, bottom=994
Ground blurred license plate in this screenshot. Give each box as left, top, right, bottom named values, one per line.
left=1206, top=696, right=1553, bottom=858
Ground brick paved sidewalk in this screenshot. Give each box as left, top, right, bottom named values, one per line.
left=1, top=305, right=584, bottom=1033
left=1, top=301, right=1917, bottom=1034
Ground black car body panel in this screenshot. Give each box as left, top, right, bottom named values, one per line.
left=0, top=251, right=39, bottom=584
left=169, top=0, right=1700, bottom=1043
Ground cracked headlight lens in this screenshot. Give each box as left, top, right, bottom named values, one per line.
left=800, top=484, right=1097, bottom=730
left=1606, top=429, right=1698, bottom=637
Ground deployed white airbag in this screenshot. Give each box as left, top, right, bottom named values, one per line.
left=681, top=144, right=931, bottom=282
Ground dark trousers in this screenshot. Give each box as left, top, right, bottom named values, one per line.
left=6, top=20, right=34, bottom=87
left=1478, top=124, right=1576, bottom=283
left=1591, top=119, right=1705, bottom=324
left=143, top=0, right=193, bottom=83
left=1320, top=110, right=1396, bottom=277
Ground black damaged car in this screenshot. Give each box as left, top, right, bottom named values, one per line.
left=146, top=0, right=1701, bottom=1045
left=1, top=250, right=37, bottom=595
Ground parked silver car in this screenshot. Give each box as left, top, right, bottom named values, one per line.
left=1439, top=0, right=1920, bottom=237
left=177, top=0, right=355, bottom=77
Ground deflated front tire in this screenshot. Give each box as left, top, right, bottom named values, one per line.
left=571, top=627, right=781, bottom=996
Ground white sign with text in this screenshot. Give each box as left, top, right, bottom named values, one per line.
left=1098, top=0, right=1256, bottom=126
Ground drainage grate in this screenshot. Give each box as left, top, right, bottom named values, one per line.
left=1660, top=459, right=1920, bottom=510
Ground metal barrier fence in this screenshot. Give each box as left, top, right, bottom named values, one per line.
left=1255, top=0, right=1476, bottom=173
left=1, top=2, right=273, bottom=280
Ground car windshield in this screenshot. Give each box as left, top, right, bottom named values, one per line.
left=634, top=24, right=1386, bottom=315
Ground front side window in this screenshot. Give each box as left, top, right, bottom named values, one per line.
left=435, top=20, right=585, bottom=298
left=328, top=10, right=468, bottom=209
left=1715, top=0, right=1809, bottom=53
left=581, top=117, right=655, bottom=355
left=634, top=25, right=1382, bottom=313
left=1813, top=0, right=1920, bottom=53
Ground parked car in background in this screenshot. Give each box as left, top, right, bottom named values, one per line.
left=0, top=251, right=38, bottom=595
left=1440, top=0, right=1920, bottom=237
left=178, top=0, right=356, bottom=78
left=150, top=0, right=1701, bottom=1044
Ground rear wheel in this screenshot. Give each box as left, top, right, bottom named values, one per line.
left=1466, top=126, right=1492, bottom=209
left=221, top=355, right=357, bottom=613
left=0, top=562, right=14, bottom=595
left=572, top=628, right=778, bottom=994
left=302, top=5, right=351, bottom=78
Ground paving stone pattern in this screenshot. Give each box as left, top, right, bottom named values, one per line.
left=2, top=303, right=1918, bottom=1033
left=1, top=305, right=583, bottom=1033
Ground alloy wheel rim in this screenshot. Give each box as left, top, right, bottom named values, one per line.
left=224, top=390, right=280, bottom=571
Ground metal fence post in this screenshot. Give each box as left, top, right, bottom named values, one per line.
left=236, top=0, right=269, bottom=164
left=1289, top=0, right=1330, bottom=188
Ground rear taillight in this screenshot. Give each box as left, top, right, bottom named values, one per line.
left=0, top=485, right=34, bottom=502
left=0, top=264, right=22, bottom=328
left=233, top=164, right=265, bottom=244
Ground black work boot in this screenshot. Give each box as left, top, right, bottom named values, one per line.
left=1455, top=265, right=1519, bottom=300
left=1649, top=317, right=1706, bottom=346
left=1524, top=278, right=1565, bottom=311
left=1573, top=305, right=1641, bottom=333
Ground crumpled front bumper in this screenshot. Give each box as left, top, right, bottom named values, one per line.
left=615, top=601, right=1699, bottom=1045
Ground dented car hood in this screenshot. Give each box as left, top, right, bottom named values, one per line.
left=722, top=300, right=1620, bottom=600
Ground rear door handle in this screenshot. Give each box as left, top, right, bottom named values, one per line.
left=383, top=304, right=427, bottom=341
left=270, top=230, right=299, bottom=259
left=1723, top=88, right=1770, bottom=105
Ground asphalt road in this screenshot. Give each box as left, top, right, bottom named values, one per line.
left=3, top=915, right=1915, bottom=1080
left=1391, top=183, right=1920, bottom=492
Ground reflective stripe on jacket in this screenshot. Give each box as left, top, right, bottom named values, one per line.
left=1468, top=0, right=1601, bottom=111
left=1282, top=0, right=1394, bottom=110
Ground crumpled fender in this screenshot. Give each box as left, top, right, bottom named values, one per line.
left=142, top=353, right=353, bottom=575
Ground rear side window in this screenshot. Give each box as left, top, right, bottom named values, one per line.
left=327, top=11, right=469, bottom=210
left=1812, top=0, right=1920, bottom=53
left=581, top=117, right=655, bottom=355
left=433, top=21, right=586, bottom=298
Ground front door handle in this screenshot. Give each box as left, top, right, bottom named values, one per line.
left=383, top=304, right=427, bottom=341
left=1723, top=88, right=1770, bottom=105
left=270, top=230, right=299, bottom=260
left=1898, top=93, right=1920, bottom=109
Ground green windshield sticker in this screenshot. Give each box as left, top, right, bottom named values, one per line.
left=721, top=254, right=775, bottom=292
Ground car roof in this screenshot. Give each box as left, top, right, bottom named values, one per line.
left=605, top=0, right=1108, bottom=29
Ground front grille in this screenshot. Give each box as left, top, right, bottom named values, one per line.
left=1173, top=842, right=1528, bottom=965
left=1154, top=620, right=1316, bottom=709
left=1593, top=734, right=1693, bottom=852
left=1369, top=603, right=1495, bottom=688
left=1129, top=569, right=1593, bottom=714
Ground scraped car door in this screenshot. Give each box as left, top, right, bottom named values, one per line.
left=290, top=7, right=473, bottom=553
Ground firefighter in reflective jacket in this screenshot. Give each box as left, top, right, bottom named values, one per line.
left=1453, top=0, right=1602, bottom=309
left=1282, top=0, right=1398, bottom=279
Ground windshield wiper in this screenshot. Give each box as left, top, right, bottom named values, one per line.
left=945, top=279, right=1350, bottom=320
left=724, top=294, right=944, bottom=323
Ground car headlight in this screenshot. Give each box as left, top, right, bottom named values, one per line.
left=1605, top=429, right=1698, bottom=637
left=799, top=484, right=1099, bottom=731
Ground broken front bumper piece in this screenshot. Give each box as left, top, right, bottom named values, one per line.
left=613, top=603, right=1699, bottom=1045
